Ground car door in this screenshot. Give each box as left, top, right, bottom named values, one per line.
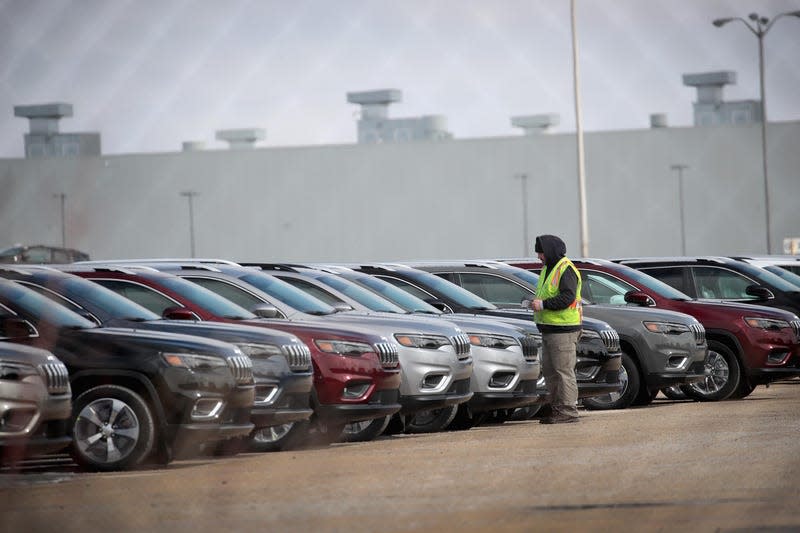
left=688, top=266, right=760, bottom=303
left=637, top=266, right=695, bottom=297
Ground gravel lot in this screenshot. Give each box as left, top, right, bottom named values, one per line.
left=3, top=381, right=800, bottom=532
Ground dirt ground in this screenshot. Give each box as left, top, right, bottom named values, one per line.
left=2, top=381, right=800, bottom=533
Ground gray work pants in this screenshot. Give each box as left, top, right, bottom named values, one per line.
left=541, top=330, right=580, bottom=417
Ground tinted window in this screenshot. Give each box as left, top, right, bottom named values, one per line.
left=239, top=273, right=336, bottom=315
left=640, top=267, right=688, bottom=294
left=377, top=276, right=438, bottom=301
left=582, top=272, right=635, bottom=305
left=276, top=276, right=346, bottom=306
left=764, top=266, right=800, bottom=288
left=444, top=272, right=532, bottom=307
left=402, top=270, right=497, bottom=310
left=60, top=276, right=158, bottom=320
left=316, top=274, right=405, bottom=313
left=186, top=277, right=268, bottom=311
left=0, top=281, right=95, bottom=329
left=94, top=279, right=179, bottom=315
left=692, top=267, right=755, bottom=300
left=346, top=273, right=440, bottom=314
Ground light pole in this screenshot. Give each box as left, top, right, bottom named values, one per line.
left=571, top=0, right=589, bottom=257
left=180, top=191, right=199, bottom=258
left=514, top=173, right=530, bottom=256
left=53, top=193, right=66, bottom=247
left=670, top=164, right=689, bottom=255
left=712, top=10, right=800, bottom=254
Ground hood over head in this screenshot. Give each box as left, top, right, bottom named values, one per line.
left=534, top=235, right=566, bottom=269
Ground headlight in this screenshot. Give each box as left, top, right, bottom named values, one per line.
left=162, top=353, right=229, bottom=369
left=0, top=361, right=38, bottom=380
left=744, top=317, right=790, bottom=330
left=579, top=329, right=600, bottom=341
left=643, top=321, right=691, bottom=335
left=468, top=334, right=518, bottom=349
left=394, top=334, right=450, bottom=349
left=314, top=339, right=373, bottom=356
left=236, top=343, right=283, bottom=358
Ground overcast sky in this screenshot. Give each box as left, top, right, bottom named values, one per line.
left=1, top=0, right=799, bottom=158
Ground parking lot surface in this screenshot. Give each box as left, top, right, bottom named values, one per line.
left=3, top=381, right=800, bottom=532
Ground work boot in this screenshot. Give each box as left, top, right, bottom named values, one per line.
left=539, top=412, right=579, bottom=424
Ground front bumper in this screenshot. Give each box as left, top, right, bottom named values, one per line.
left=249, top=372, right=314, bottom=428
left=468, top=379, right=541, bottom=412
left=316, top=388, right=402, bottom=424
left=399, top=378, right=473, bottom=414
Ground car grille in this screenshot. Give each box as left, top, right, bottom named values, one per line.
left=38, top=362, right=70, bottom=395
left=791, top=320, right=800, bottom=340
left=374, top=342, right=400, bottom=368
left=282, top=343, right=312, bottom=372
left=599, top=329, right=621, bottom=354
left=519, top=335, right=540, bottom=362
left=450, top=334, right=472, bottom=360
left=227, top=355, right=254, bottom=385
left=690, top=323, right=706, bottom=345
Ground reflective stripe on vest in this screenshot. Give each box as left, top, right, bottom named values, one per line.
left=534, top=257, right=582, bottom=326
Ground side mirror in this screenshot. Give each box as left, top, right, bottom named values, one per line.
left=745, top=285, right=774, bottom=300
left=162, top=306, right=197, bottom=321
left=623, top=290, right=656, bottom=307
left=331, top=302, right=354, bottom=313
left=252, top=303, right=280, bottom=319
left=0, top=316, right=37, bottom=339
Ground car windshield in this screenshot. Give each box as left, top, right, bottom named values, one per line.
left=731, top=261, right=800, bottom=293
left=316, top=274, right=407, bottom=313
left=343, top=273, right=441, bottom=314
left=763, top=265, right=800, bottom=289
left=240, top=272, right=337, bottom=315
left=61, top=276, right=159, bottom=321
left=0, top=281, right=96, bottom=329
left=157, top=275, right=256, bottom=319
left=404, top=269, right=497, bottom=310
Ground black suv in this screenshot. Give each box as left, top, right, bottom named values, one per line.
left=615, top=257, right=800, bottom=317
left=343, top=263, right=623, bottom=401
left=0, top=279, right=255, bottom=471
left=0, top=266, right=313, bottom=454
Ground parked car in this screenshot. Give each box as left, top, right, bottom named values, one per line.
left=442, top=260, right=708, bottom=409
left=115, top=262, right=476, bottom=436
left=614, top=256, right=800, bottom=317
left=0, top=266, right=314, bottom=453
left=243, top=263, right=541, bottom=429
left=59, top=265, right=403, bottom=447
left=0, top=341, right=71, bottom=462
left=0, top=244, right=89, bottom=264
left=337, top=263, right=622, bottom=403
left=507, top=258, right=800, bottom=402
left=0, top=279, right=255, bottom=471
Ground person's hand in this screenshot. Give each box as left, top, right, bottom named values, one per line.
left=532, top=299, right=544, bottom=311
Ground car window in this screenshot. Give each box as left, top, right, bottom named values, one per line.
left=639, top=267, right=689, bottom=295
left=764, top=266, right=800, bottom=288
left=377, top=276, right=437, bottom=301
left=692, top=267, right=756, bottom=300
left=93, top=279, right=180, bottom=315
left=187, top=277, right=267, bottom=311
left=443, top=272, right=532, bottom=307
left=276, top=276, right=345, bottom=306
left=582, top=272, right=634, bottom=305
left=238, top=272, right=336, bottom=315
left=17, top=281, right=88, bottom=315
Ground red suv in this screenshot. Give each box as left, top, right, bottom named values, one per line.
left=505, top=259, right=800, bottom=402
left=61, top=266, right=402, bottom=447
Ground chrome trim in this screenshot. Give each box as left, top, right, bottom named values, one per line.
left=450, top=334, right=472, bottom=360
left=690, top=323, right=706, bottom=345
left=599, top=329, right=621, bottom=354
left=790, top=320, right=800, bottom=340
left=39, top=362, right=70, bottom=395
left=374, top=342, right=400, bottom=368
left=227, top=355, right=254, bottom=385
left=282, top=343, right=312, bottom=371
left=519, top=335, right=540, bottom=362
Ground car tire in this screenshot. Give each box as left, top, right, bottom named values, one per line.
left=248, top=422, right=300, bottom=452
left=633, top=386, right=657, bottom=406
left=404, top=405, right=458, bottom=433
left=582, top=352, right=640, bottom=410
left=70, top=384, right=157, bottom=471
left=447, top=404, right=486, bottom=431
left=680, top=342, right=740, bottom=402
left=340, top=416, right=392, bottom=442
left=661, top=386, right=688, bottom=401
left=509, top=404, right=543, bottom=421
left=730, top=375, right=757, bottom=399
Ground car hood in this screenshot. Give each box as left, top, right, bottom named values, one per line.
left=106, top=318, right=302, bottom=348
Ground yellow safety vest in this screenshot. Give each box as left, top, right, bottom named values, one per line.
left=534, top=257, right=582, bottom=326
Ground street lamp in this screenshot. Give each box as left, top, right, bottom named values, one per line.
left=180, top=191, right=199, bottom=258
left=53, top=193, right=66, bottom=247
left=670, top=165, right=689, bottom=255
left=514, top=173, right=530, bottom=256
left=712, top=10, right=800, bottom=254
left=571, top=0, right=589, bottom=257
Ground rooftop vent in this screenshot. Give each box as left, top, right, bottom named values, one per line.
left=347, top=88, right=451, bottom=144
left=511, top=114, right=560, bottom=135
left=215, top=128, right=266, bottom=149
left=13, top=102, right=101, bottom=158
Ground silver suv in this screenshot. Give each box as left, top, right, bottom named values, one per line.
left=0, top=341, right=72, bottom=461
left=413, top=261, right=708, bottom=410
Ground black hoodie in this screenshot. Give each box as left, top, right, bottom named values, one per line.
left=534, top=235, right=581, bottom=333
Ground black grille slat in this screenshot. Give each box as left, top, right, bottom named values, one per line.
left=690, top=323, right=706, bottom=345
left=599, top=330, right=621, bottom=354
left=450, top=334, right=472, bottom=360
left=520, top=335, right=540, bottom=362
left=282, top=344, right=312, bottom=371
left=374, top=342, right=400, bottom=368
left=39, top=362, right=70, bottom=395
left=227, top=355, right=254, bottom=385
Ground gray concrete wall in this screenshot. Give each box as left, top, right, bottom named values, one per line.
left=1, top=121, right=798, bottom=261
